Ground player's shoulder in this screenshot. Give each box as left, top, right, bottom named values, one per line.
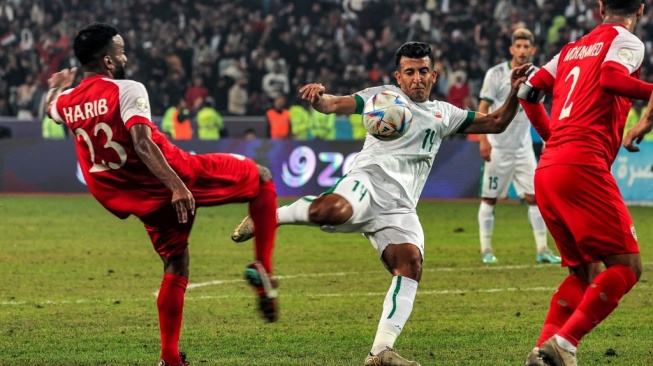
left=487, top=62, right=510, bottom=75
left=102, top=78, right=149, bottom=97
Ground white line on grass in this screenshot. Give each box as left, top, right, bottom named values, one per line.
left=4, top=263, right=651, bottom=307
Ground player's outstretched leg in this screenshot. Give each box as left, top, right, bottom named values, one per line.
left=365, top=276, right=420, bottom=366
left=231, top=195, right=319, bottom=243
left=244, top=260, right=279, bottom=322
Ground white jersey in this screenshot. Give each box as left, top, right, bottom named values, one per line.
left=479, top=62, right=537, bottom=151
left=349, top=85, right=474, bottom=208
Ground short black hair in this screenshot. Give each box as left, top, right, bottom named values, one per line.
left=602, top=0, right=643, bottom=16
left=395, top=42, right=435, bottom=70
left=73, top=23, right=119, bottom=66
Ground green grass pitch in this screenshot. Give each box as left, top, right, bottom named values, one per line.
left=1, top=195, right=652, bottom=365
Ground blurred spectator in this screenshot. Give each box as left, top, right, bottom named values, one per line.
left=185, top=76, right=209, bottom=110
left=228, top=78, right=248, bottom=116
left=244, top=127, right=257, bottom=140
left=262, top=62, right=290, bottom=100
left=266, top=95, right=290, bottom=139
left=196, top=97, right=224, bottom=140
left=446, top=71, right=469, bottom=109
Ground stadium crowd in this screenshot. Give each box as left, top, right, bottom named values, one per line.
left=3, top=0, right=653, bottom=138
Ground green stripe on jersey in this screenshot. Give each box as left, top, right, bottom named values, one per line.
left=323, top=174, right=347, bottom=195
left=456, top=111, right=476, bottom=133
left=354, top=95, right=365, bottom=115
left=481, top=97, right=494, bottom=104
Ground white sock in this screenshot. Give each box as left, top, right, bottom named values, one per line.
left=276, top=195, right=318, bottom=226
left=528, top=205, right=549, bottom=253
left=478, top=201, right=494, bottom=254
left=370, top=276, right=418, bottom=355
left=554, top=334, right=577, bottom=354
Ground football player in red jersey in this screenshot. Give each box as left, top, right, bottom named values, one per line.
left=45, top=23, right=279, bottom=366
left=518, top=1, right=650, bottom=365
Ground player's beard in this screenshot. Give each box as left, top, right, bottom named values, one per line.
left=113, top=64, right=126, bottom=80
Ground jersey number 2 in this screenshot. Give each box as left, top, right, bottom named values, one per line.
left=75, top=123, right=127, bottom=172
left=558, top=66, right=580, bottom=119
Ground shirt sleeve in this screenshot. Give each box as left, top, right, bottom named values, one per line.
left=440, top=102, right=475, bottom=136
left=540, top=52, right=560, bottom=82
left=353, top=85, right=392, bottom=114
left=48, top=88, right=74, bottom=124
left=478, top=68, right=496, bottom=104
left=603, top=26, right=645, bottom=74
left=118, top=81, right=153, bottom=129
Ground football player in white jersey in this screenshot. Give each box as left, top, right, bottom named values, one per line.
left=477, top=28, right=561, bottom=265
left=232, top=42, right=531, bottom=366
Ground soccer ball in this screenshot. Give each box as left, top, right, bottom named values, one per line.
left=362, top=90, right=413, bottom=141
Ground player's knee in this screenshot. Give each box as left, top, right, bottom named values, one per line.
left=308, top=196, right=352, bottom=225
left=524, top=194, right=537, bottom=205
left=385, top=246, right=423, bottom=282
left=257, top=165, right=273, bottom=182
left=481, top=197, right=497, bottom=205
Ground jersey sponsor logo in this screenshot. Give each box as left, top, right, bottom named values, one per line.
left=563, top=42, right=603, bottom=61
left=631, top=225, right=637, bottom=241
left=135, top=97, right=149, bottom=112
left=617, top=48, right=634, bottom=63
left=62, top=99, right=108, bottom=123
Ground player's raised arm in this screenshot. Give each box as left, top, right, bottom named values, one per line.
left=45, top=67, right=77, bottom=123
left=299, top=83, right=357, bottom=115
left=462, top=63, right=532, bottom=134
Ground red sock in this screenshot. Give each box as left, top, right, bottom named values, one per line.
left=536, top=275, right=588, bottom=346
left=249, top=180, right=277, bottom=274
left=157, top=274, right=188, bottom=364
left=558, top=264, right=637, bottom=346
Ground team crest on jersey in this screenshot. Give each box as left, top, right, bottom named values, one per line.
left=618, top=48, right=634, bottom=63
left=135, top=97, right=149, bottom=112
left=631, top=225, right=637, bottom=241
left=434, top=110, right=443, bottom=119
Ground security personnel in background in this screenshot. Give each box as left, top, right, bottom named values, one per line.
left=266, top=95, right=290, bottom=139
left=197, top=97, right=224, bottom=140
left=289, top=97, right=311, bottom=140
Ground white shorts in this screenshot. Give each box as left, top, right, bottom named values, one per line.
left=480, top=148, right=537, bottom=199
left=319, top=170, right=425, bottom=261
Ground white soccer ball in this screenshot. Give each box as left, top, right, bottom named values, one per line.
left=362, top=90, right=413, bottom=141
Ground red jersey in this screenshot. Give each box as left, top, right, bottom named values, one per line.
left=535, top=24, right=645, bottom=169
left=49, top=76, right=200, bottom=219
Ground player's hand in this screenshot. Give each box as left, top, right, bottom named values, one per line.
left=47, top=67, right=77, bottom=89
left=171, top=186, right=195, bottom=224
left=480, top=139, right=492, bottom=162
left=623, top=120, right=653, bottom=152
left=299, top=83, right=325, bottom=106
left=510, top=63, right=533, bottom=89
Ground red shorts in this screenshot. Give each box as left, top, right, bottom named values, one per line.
left=535, top=164, right=639, bottom=267
left=140, top=153, right=261, bottom=257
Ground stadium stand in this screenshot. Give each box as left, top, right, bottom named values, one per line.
left=2, top=0, right=653, bottom=139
